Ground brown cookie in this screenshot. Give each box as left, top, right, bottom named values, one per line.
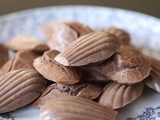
left=98, top=81, right=144, bottom=109
left=32, top=82, right=102, bottom=108
left=33, top=50, right=82, bottom=84
left=0, top=50, right=40, bottom=77
left=144, top=58, right=160, bottom=93
left=0, top=69, right=47, bottom=113
left=40, top=96, right=118, bottom=120
left=43, top=21, right=93, bottom=52
left=7, top=36, right=49, bottom=53
left=54, top=31, right=121, bottom=66
left=102, top=45, right=151, bottom=84
left=101, top=27, right=130, bottom=45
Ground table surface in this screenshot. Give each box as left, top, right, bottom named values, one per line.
left=0, top=0, right=160, bottom=18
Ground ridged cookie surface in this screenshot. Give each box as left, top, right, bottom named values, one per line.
left=99, top=82, right=144, bottom=109
left=0, top=69, right=47, bottom=113
left=40, top=96, right=118, bottom=120
left=54, top=31, right=121, bottom=66
left=101, top=27, right=130, bottom=45
left=145, top=58, right=160, bottom=93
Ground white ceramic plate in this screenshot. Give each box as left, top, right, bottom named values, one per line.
left=0, top=5, right=160, bottom=120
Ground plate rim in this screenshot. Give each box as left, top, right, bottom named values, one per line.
left=0, top=5, right=160, bottom=22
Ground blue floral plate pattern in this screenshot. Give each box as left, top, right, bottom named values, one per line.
left=0, top=6, right=160, bottom=120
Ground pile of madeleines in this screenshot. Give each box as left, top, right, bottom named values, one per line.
left=0, top=20, right=160, bottom=120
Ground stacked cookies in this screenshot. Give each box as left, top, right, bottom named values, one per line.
left=0, top=37, right=48, bottom=113
left=0, top=20, right=159, bottom=120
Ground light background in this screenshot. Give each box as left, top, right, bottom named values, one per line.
left=0, top=0, right=160, bottom=18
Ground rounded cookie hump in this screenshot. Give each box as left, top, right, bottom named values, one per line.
left=7, top=35, right=49, bottom=53
left=99, top=82, right=144, bottom=109
left=33, top=50, right=82, bottom=84
left=0, top=50, right=40, bottom=77
left=102, top=45, right=151, bottom=84
left=101, top=27, right=130, bottom=45
left=0, top=69, right=47, bottom=113
left=54, top=31, right=121, bottom=66
left=40, top=96, right=118, bottom=120
left=43, top=20, right=93, bottom=52
left=11, top=50, right=40, bottom=70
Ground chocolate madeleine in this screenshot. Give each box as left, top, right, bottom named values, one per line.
left=40, top=96, right=118, bottom=120
left=99, top=82, right=144, bottom=109
left=54, top=31, right=121, bottom=66
left=0, top=50, right=39, bottom=77
left=0, top=69, right=47, bottom=113
left=102, top=45, right=151, bottom=84
left=101, top=27, right=130, bottom=45
left=145, top=58, right=160, bottom=93
left=32, top=82, right=102, bottom=108
left=43, top=21, right=93, bottom=52
left=7, top=36, right=49, bottom=52
left=33, top=50, right=82, bottom=84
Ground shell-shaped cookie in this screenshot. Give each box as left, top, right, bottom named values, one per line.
left=102, top=45, right=151, bottom=84
left=32, top=82, right=102, bottom=108
left=0, top=50, right=40, bottom=77
left=11, top=50, right=40, bottom=70
left=0, top=44, right=9, bottom=68
left=145, top=58, right=160, bottom=93
left=33, top=50, right=82, bottom=84
left=54, top=31, right=121, bottom=66
left=0, top=69, right=47, bottom=113
left=40, top=96, right=118, bottom=120
left=7, top=36, right=49, bottom=52
left=101, top=27, right=130, bottom=45
left=43, top=21, right=93, bottom=52
left=98, top=82, right=144, bottom=109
